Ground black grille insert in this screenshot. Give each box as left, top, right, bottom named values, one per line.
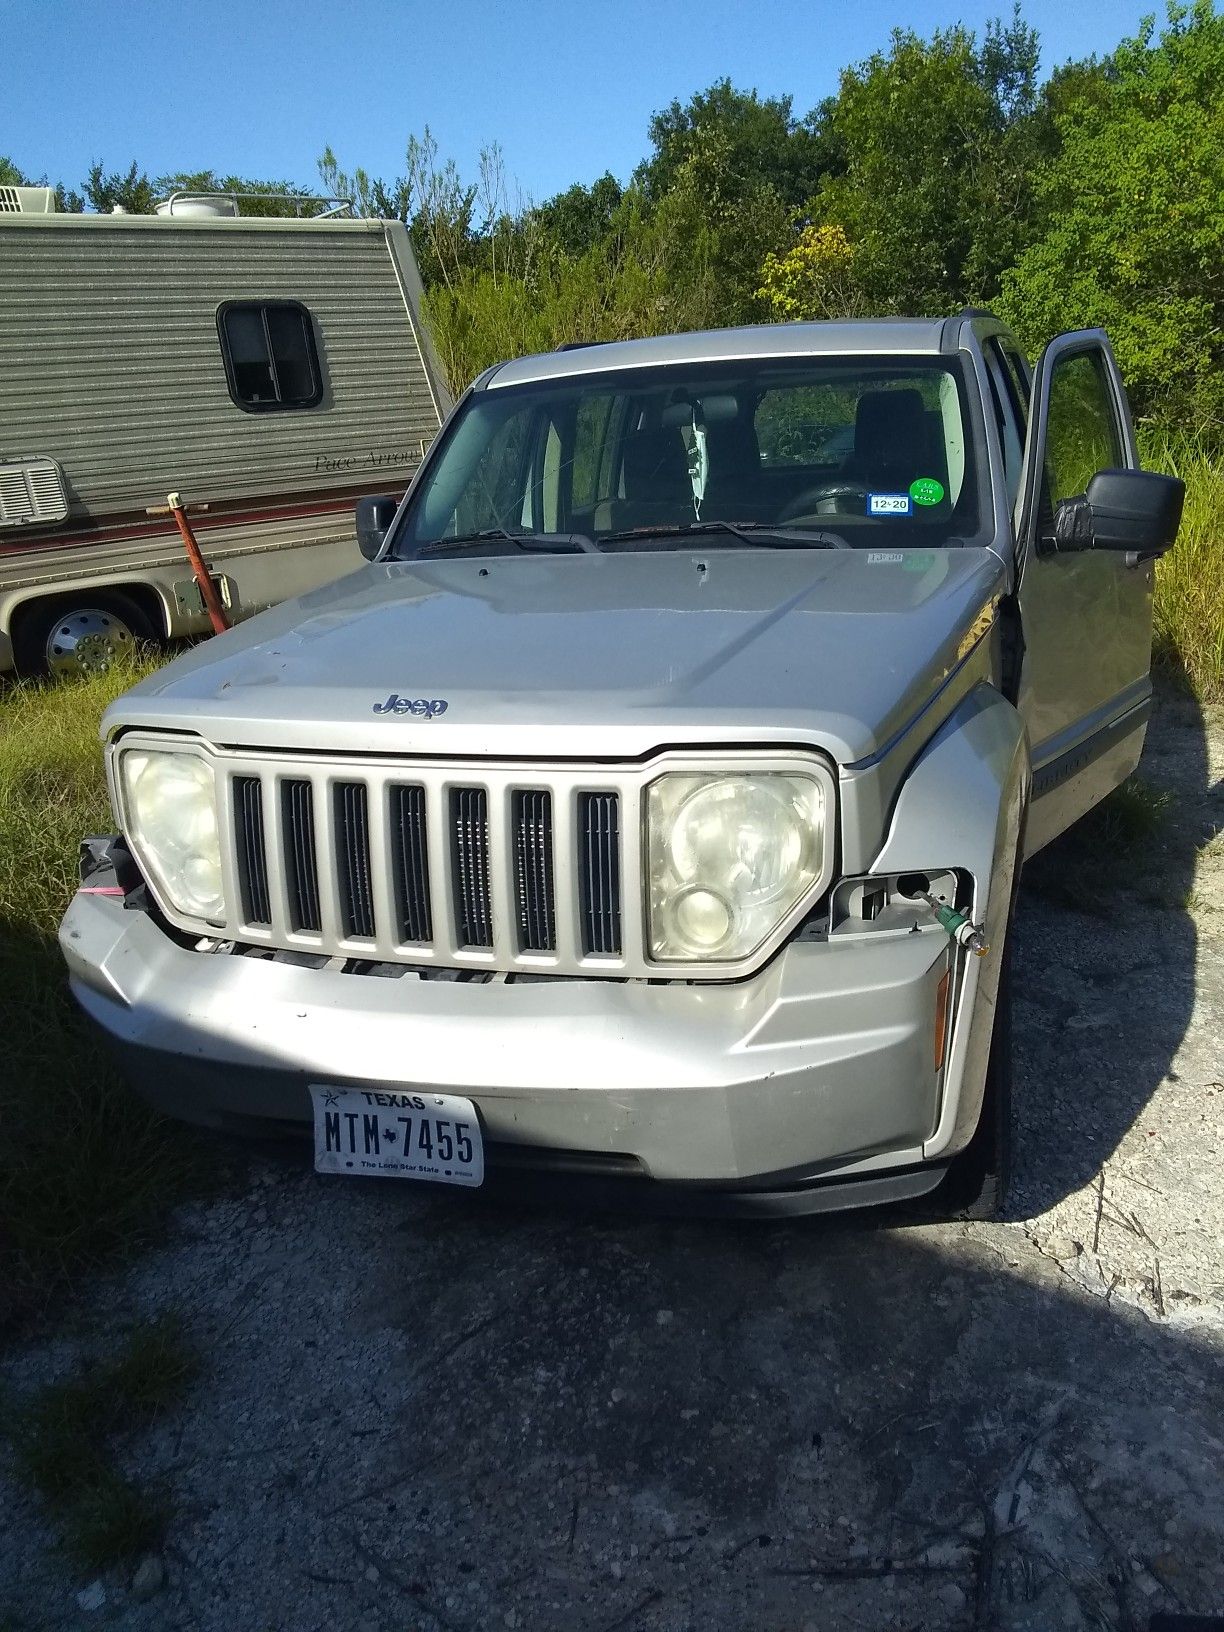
left=234, top=776, right=271, bottom=926
left=451, top=787, right=493, bottom=948
left=281, top=778, right=321, bottom=933
left=579, top=791, right=621, bottom=955
left=390, top=784, right=432, bottom=943
left=334, top=781, right=376, bottom=939
left=512, top=790, right=556, bottom=951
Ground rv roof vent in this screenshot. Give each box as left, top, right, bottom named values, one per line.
left=155, top=194, right=241, bottom=218
left=0, top=457, right=69, bottom=528
left=0, top=185, right=56, bottom=214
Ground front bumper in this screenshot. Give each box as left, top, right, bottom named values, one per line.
left=60, top=886, right=957, bottom=1213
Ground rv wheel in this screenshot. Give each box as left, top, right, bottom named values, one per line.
left=14, top=593, right=157, bottom=681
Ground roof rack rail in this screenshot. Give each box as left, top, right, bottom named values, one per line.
left=154, top=191, right=356, bottom=220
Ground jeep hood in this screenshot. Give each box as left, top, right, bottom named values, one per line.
left=107, top=548, right=1006, bottom=765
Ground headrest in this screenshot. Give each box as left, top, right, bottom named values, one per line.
left=704, top=416, right=761, bottom=474
left=855, top=389, right=928, bottom=464
left=660, top=393, right=741, bottom=428
left=622, top=427, right=692, bottom=502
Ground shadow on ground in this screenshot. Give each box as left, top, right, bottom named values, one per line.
left=1009, top=677, right=1218, bottom=1217
left=9, top=1169, right=1211, bottom=1632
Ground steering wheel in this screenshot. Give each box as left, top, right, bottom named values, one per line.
left=778, top=480, right=871, bottom=524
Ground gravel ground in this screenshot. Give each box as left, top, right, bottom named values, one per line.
left=3, top=689, right=1222, bottom=1632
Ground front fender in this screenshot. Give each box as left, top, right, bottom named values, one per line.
left=870, top=683, right=1029, bottom=1159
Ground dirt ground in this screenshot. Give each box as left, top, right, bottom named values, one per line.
left=3, top=688, right=1222, bottom=1632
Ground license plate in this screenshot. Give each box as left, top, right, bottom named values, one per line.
left=310, top=1086, right=484, bottom=1186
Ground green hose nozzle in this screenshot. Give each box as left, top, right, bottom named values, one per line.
left=918, top=891, right=990, bottom=957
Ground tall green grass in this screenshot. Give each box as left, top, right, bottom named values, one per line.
left=0, top=660, right=204, bottom=1328
left=1141, top=426, right=1224, bottom=700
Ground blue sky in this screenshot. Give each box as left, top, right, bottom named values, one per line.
left=7, top=0, right=1151, bottom=204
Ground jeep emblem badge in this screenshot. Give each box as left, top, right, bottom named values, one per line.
left=372, top=695, right=449, bottom=718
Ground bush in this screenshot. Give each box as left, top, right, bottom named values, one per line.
left=1142, top=424, right=1224, bottom=699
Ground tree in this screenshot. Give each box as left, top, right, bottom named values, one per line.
left=530, top=173, right=624, bottom=259
left=756, top=225, right=869, bottom=320
left=317, top=145, right=411, bottom=222
left=1002, top=1, right=1224, bottom=432
left=630, top=81, right=836, bottom=327
left=76, top=161, right=157, bottom=214
left=812, top=8, right=1044, bottom=313
left=637, top=80, right=832, bottom=215
left=319, top=131, right=478, bottom=287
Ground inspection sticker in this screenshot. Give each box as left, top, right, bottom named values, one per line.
left=868, top=492, right=913, bottom=516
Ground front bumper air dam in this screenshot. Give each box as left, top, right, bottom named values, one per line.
left=60, top=888, right=955, bottom=1213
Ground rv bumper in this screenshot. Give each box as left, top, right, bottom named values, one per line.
left=60, top=886, right=961, bottom=1213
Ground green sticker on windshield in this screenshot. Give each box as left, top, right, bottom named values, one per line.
left=909, top=476, right=945, bottom=507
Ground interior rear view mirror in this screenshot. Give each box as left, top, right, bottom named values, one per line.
left=356, top=494, right=398, bottom=561
left=1052, top=469, right=1184, bottom=559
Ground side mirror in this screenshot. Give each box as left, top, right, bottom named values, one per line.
left=356, top=494, right=398, bottom=561
left=1052, top=469, right=1184, bottom=559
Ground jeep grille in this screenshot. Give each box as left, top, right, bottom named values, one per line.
left=220, top=759, right=628, bottom=975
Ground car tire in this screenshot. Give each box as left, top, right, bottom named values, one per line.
left=12, top=591, right=159, bottom=680
left=929, top=936, right=1013, bottom=1220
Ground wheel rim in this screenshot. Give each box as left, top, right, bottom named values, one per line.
left=45, top=608, right=137, bottom=678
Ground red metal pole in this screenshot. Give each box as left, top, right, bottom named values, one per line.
left=166, top=490, right=229, bottom=634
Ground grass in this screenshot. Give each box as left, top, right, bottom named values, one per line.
left=1082, top=774, right=1173, bottom=854
left=0, top=658, right=206, bottom=1329
left=3, top=1312, right=196, bottom=1570
left=1141, top=425, right=1224, bottom=702
left=1020, top=772, right=1174, bottom=915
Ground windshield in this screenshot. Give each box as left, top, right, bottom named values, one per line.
left=392, top=354, right=987, bottom=557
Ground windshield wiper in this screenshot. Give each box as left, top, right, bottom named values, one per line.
left=600, top=521, right=849, bottom=550
left=417, top=527, right=601, bottom=556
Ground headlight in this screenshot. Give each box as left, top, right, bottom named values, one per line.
left=119, top=749, right=224, bottom=923
left=646, top=772, right=827, bottom=962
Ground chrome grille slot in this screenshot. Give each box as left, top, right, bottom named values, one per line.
left=281, top=778, right=321, bottom=934
left=513, top=790, right=556, bottom=952
left=234, top=776, right=271, bottom=926
left=390, top=784, right=432, bottom=944
left=334, top=781, right=376, bottom=940
left=451, top=787, right=493, bottom=948
left=579, top=792, right=622, bottom=955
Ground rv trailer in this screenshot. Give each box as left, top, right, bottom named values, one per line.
left=0, top=192, right=450, bottom=676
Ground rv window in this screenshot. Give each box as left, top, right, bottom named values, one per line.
left=217, top=301, right=322, bottom=411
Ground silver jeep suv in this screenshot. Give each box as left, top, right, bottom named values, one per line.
left=60, top=313, right=1182, bottom=1216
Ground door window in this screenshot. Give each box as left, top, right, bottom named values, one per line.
left=1043, top=349, right=1124, bottom=505
left=982, top=347, right=1024, bottom=506
left=995, top=342, right=1030, bottom=425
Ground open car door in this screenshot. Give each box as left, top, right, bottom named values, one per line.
left=1011, top=329, right=1182, bottom=853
